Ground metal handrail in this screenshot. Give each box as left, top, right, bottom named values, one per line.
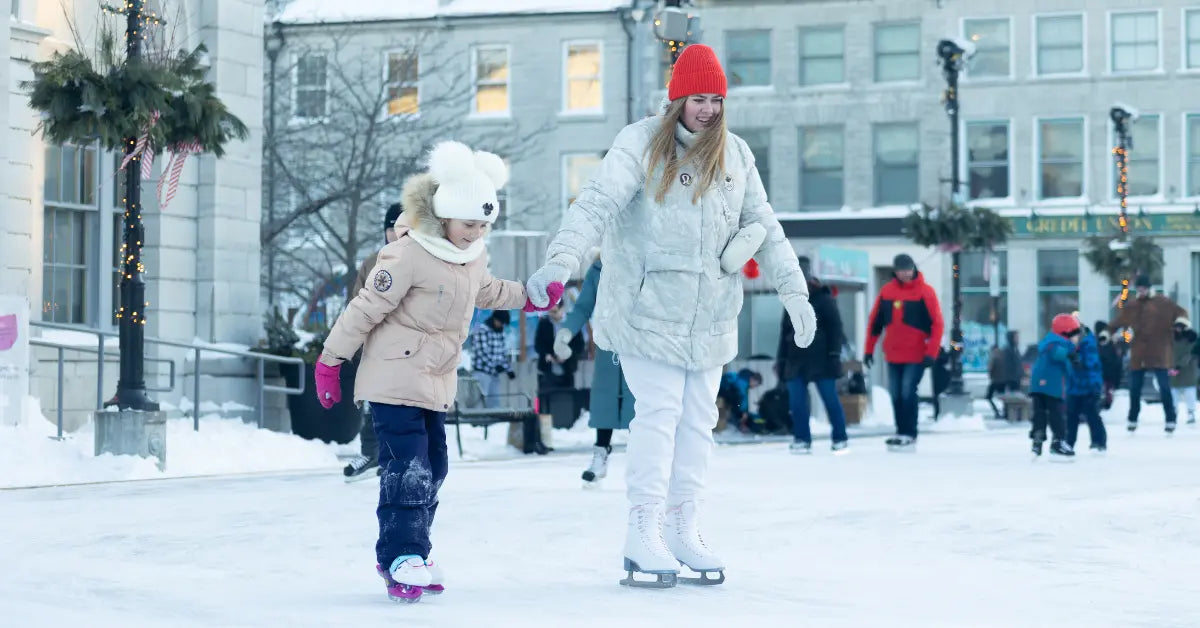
left=29, top=321, right=306, bottom=432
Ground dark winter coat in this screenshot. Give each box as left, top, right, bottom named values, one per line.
left=988, top=337, right=1023, bottom=385
left=1067, top=329, right=1103, bottom=396
left=1096, top=331, right=1123, bottom=387
left=1169, top=329, right=1198, bottom=388
left=1030, top=332, right=1074, bottom=400
left=1110, top=295, right=1188, bottom=371
left=777, top=282, right=843, bottom=381
left=535, top=316, right=583, bottom=391
left=562, top=260, right=635, bottom=430
left=865, top=271, right=944, bottom=364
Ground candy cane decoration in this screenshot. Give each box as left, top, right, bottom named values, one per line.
left=157, top=141, right=204, bottom=210
left=119, top=110, right=160, bottom=177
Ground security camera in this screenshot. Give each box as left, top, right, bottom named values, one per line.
left=937, top=37, right=976, bottom=62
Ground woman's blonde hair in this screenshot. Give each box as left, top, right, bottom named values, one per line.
left=645, top=97, right=727, bottom=204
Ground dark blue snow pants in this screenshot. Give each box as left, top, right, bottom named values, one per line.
left=371, top=402, right=448, bottom=569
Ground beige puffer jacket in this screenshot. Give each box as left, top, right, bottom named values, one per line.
left=319, top=174, right=527, bottom=411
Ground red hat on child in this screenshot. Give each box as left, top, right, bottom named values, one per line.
left=668, top=44, right=727, bottom=101
left=1051, top=314, right=1081, bottom=337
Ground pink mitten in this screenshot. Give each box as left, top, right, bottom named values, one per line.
left=314, top=362, right=342, bottom=409
left=524, top=281, right=565, bottom=312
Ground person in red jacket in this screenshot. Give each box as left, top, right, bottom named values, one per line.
left=863, top=253, right=944, bottom=451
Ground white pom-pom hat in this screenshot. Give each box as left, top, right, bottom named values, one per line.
left=427, top=140, right=509, bottom=224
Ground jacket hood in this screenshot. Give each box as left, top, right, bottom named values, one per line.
left=397, top=173, right=443, bottom=238
left=1039, top=332, right=1072, bottom=351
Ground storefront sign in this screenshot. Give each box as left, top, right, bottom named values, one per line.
left=1011, top=213, right=1200, bottom=237
left=814, top=245, right=870, bottom=285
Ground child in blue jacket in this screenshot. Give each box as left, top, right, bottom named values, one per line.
left=1029, top=314, right=1083, bottom=459
left=1065, top=317, right=1108, bottom=452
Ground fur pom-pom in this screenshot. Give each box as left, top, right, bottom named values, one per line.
left=473, top=151, right=509, bottom=190
left=428, top=141, right=476, bottom=184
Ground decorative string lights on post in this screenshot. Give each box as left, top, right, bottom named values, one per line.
left=1110, top=105, right=1135, bottom=314
left=654, top=0, right=699, bottom=70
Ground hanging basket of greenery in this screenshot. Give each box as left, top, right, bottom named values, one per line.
left=902, top=203, right=1012, bottom=251
left=1082, top=235, right=1163, bottom=284
left=23, top=37, right=248, bottom=157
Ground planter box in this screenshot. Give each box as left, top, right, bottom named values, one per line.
left=840, top=394, right=867, bottom=425
left=279, top=361, right=362, bottom=444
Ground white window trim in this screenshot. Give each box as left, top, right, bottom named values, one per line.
left=1106, top=113, right=1164, bottom=203
left=1180, top=112, right=1200, bottom=200
left=289, top=51, right=330, bottom=125
left=561, top=152, right=604, bottom=214
left=797, top=25, right=846, bottom=88
left=1033, top=115, right=1089, bottom=205
left=1181, top=7, right=1200, bottom=74
left=872, top=21, right=922, bottom=84
left=960, top=118, right=1016, bottom=207
left=1106, top=9, right=1163, bottom=76
left=469, top=44, right=512, bottom=119
left=959, top=16, right=1015, bottom=83
left=381, top=48, right=421, bottom=121
left=1031, top=12, right=1088, bottom=79
left=560, top=39, right=604, bottom=117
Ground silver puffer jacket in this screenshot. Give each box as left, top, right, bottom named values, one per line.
left=543, top=116, right=808, bottom=370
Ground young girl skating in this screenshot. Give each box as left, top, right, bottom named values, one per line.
left=314, top=141, right=563, bottom=602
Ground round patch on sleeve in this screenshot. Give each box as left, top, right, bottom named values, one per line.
left=373, top=270, right=393, bottom=292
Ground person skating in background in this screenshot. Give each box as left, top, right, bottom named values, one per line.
left=1065, top=316, right=1107, bottom=453
left=1169, top=317, right=1198, bottom=425
left=554, top=255, right=637, bottom=486
left=470, top=310, right=516, bottom=408
left=1029, top=314, right=1082, bottom=460
left=1094, top=321, right=1122, bottom=410
left=313, top=141, right=563, bottom=603
left=985, top=331, right=1023, bottom=418
left=342, top=202, right=404, bottom=482
left=776, top=255, right=848, bottom=454
left=863, top=253, right=944, bottom=452
left=535, top=300, right=584, bottom=453
left=1110, top=274, right=1188, bottom=433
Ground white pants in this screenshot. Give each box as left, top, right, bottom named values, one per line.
left=620, top=354, right=723, bottom=506
left=1173, top=386, right=1197, bottom=415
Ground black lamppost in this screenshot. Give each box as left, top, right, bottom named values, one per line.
left=108, top=0, right=157, bottom=411
left=1110, top=105, right=1137, bottom=308
left=937, top=38, right=972, bottom=399
left=265, top=21, right=286, bottom=309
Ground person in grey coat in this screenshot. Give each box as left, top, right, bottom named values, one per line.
left=525, top=44, right=817, bottom=587
left=554, top=256, right=636, bottom=486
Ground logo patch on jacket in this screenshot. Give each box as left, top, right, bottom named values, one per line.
left=893, top=300, right=903, bottom=310
left=724, top=174, right=734, bottom=191
left=680, top=172, right=692, bottom=186
left=373, top=270, right=393, bottom=292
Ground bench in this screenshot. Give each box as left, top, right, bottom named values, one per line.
left=446, top=375, right=538, bottom=457
left=998, top=392, right=1032, bottom=422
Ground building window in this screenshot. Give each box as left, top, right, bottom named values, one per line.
left=43, top=145, right=99, bottom=324
left=1187, top=9, right=1200, bottom=69
left=292, top=53, right=328, bottom=121
left=963, top=18, right=1010, bottom=78
left=563, top=42, right=602, bottom=113
left=799, top=26, right=844, bottom=86
left=1037, top=118, right=1085, bottom=199
left=735, top=129, right=770, bottom=196
left=873, top=123, right=919, bottom=205
left=1113, top=114, right=1160, bottom=198
left=385, top=51, right=419, bottom=116
left=726, top=30, right=771, bottom=87
left=966, top=121, right=1010, bottom=200
left=11, top=0, right=18, bottom=18
left=1111, top=11, right=1158, bottom=73
left=1036, top=249, right=1079, bottom=339
left=472, top=46, right=510, bottom=115
left=1188, top=115, right=1200, bottom=197
left=1035, top=14, right=1084, bottom=75
left=874, top=22, right=920, bottom=82
left=800, top=126, right=844, bottom=210
left=960, top=251, right=1008, bottom=371
left=563, top=153, right=604, bottom=211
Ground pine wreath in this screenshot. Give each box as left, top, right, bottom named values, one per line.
left=902, top=203, right=1012, bottom=251
left=1082, top=235, right=1163, bottom=284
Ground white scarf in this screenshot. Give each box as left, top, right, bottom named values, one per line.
left=408, top=229, right=486, bottom=264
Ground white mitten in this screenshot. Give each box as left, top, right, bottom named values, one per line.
left=719, top=223, right=767, bottom=275
left=786, top=298, right=818, bottom=348
left=553, top=328, right=574, bottom=361
left=526, top=263, right=571, bottom=309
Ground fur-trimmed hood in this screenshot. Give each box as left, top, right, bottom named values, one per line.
left=396, top=172, right=493, bottom=240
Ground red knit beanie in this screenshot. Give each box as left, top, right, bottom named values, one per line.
left=668, top=44, right=727, bottom=101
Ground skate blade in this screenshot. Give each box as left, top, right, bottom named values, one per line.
left=345, top=472, right=378, bottom=484
left=789, top=449, right=813, bottom=456
left=620, top=559, right=678, bottom=588
left=677, top=566, right=725, bottom=586
left=1048, top=456, right=1076, bottom=464
left=422, top=585, right=445, bottom=595
left=582, top=479, right=603, bottom=490
left=886, top=445, right=916, bottom=453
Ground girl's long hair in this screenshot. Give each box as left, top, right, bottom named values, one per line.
left=645, top=97, right=727, bottom=204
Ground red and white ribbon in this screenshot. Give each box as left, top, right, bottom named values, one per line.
left=156, top=141, right=204, bottom=210
left=119, top=110, right=160, bottom=180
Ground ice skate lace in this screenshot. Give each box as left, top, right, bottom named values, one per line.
left=347, top=455, right=371, bottom=469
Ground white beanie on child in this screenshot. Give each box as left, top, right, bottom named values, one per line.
left=428, top=140, right=509, bottom=223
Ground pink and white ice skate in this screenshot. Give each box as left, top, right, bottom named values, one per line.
left=423, top=558, right=445, bottom=594
left=376, top=556, right=431, bottom=603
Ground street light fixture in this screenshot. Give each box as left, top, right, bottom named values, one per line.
left=265, top=21, right=285, bottom=309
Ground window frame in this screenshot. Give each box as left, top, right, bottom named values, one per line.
left=290, top=51, right=330, bottom=124
left=872, top=122, right=921, bottom=207
left=961, top=118, right=1014, bottom=205
left=1107, top=113, right=1163, bottom=201
left=1181, top=113, right=1200, bottom=200
left=1035, top=249, right=1080, bottom=340
left=469, top=44, right=513, bottom=119
left=960, top=16, right=1014, bottom=82
left=561, top=152, right=605, bottom=214
left=1032, top=12, right=1088, bottom=78
left=1107, top=9, right=1162, bottom=75
left=873, top=21, right=922, bottom=84
left=1183, top=8, right=1200, bottom=72
left=959, top=250, right=1009, bottom=371
left=799, top=125, right=845, bottom=211
left=561, top=40, right=604, bottom=116
left=1033, top=115, right=1089, bottom=204
left=724, top=29, right=773, bottom=88
left=798, top=25, right=846, bottom=88
left=382, top=48, right=420, bottom=119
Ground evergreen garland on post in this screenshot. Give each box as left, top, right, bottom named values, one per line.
left=1082, top=235, right=1163, bottom=285
left=902, top=203, right=1012, bottom=251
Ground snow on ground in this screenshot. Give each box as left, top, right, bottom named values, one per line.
left=3, top=403, right=1198, bottom=627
